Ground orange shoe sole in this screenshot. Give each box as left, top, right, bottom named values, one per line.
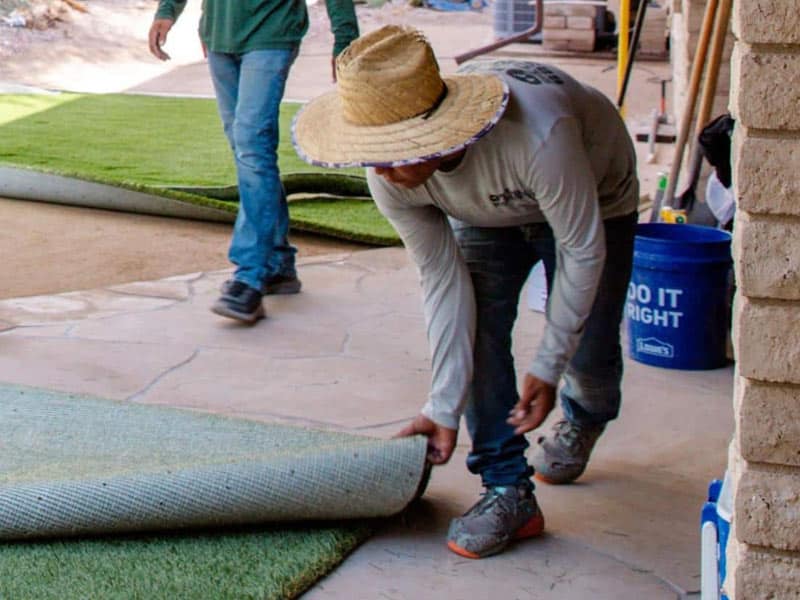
left=535, top=471, right=584, bottom=485
left=514, top=511, right=545, bottom=539
left=446, top=512, right=545, bottom=559
left=447, top=540, right=482, bottom=559
left=534, top=472, right=559, bottom=485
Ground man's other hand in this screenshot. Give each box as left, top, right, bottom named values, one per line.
left=506, top=373, right=556, bottom=435
left=148, top=19, right=174, bottom=61
left=395, top=414, right=457, bottom=465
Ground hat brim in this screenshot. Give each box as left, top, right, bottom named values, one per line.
left=291, top=74, right=509, bottom=168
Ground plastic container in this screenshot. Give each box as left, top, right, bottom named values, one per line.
left=625, top=223, right=732, bottom=369
left=701, top=474, right=732, bottom=600
left=427, top=0, right=486, bottom=11
left=706, top=171, right=736, bottom=226
left=660, top=207, right=688, bottom=224
left=493, top=0, right=540, bottom=41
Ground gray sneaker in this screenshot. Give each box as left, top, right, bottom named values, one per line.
left=447, top=482, right=545, bottom=559
left=531, top=419, right=605, bottom=485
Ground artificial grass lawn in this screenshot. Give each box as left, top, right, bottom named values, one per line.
left=0, top=93, right=400, bottom=245
left=0, top=523, right=371, bottom=600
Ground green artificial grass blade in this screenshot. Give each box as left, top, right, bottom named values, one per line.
left=289, top=197, right=399, bottom=246
left=0, top=524, right=371, bottom=600
left=0, top=93, right=399, bottom=245
left=167, top=173, right=372, bottom=202
left=0, top=92, right=75, bottom=126
left=0, top=93, right=236, bottom=186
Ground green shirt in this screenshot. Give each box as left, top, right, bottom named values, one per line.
left=155, top=0, right=359, bottom=56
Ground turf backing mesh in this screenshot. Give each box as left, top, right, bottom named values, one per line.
left=0, top=384, right=427, bottom=540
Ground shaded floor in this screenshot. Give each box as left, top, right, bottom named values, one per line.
left=0, top=248, right=732, bottom=598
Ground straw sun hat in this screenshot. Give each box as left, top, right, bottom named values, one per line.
left=291, top=25, right=509, bottom=168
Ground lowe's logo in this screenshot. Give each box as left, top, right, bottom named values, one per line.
left=636, top=337, right=674, bottom=358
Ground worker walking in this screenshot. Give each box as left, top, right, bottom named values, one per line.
left=293, top=26, right=638, bottom=558
left=148, top=0, right=359, bottom=323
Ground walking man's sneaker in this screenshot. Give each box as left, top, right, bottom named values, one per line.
left=447, top=481, right=545, bottom=559
left=212, top=280, right=265, bottom=324
left=221, top=274, right=302, bottom=296
left=262, top=273, right=302, bottom=295
left=531, top=419, right=606, bottom=485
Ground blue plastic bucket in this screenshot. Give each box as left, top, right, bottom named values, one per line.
left=626, top=223, right=732, bottom=369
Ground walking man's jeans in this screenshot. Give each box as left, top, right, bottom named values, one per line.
left=451, top=211, right=638, bottom=487
left=208, top=48, right=299, bottom=291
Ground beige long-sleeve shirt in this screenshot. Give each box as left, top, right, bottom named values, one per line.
left=367, top=61, right=638, bottom=430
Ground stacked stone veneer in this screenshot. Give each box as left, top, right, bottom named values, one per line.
left=727, top=0, right=800, bottom=597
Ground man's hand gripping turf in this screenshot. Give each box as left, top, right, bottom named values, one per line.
left=395, top=414, right=457, bottom=465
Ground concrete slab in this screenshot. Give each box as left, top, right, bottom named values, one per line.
left=310, top=467, right=680, bottom=600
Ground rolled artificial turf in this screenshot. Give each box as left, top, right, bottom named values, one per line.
left=0, top=92, right=400, bottom=245
left=0, top=384, right=427, bottom=599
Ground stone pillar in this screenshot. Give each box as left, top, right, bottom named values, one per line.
left=728, top=0, right=800, bottom=597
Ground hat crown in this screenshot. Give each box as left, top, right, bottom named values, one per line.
left=336, top=26, right=445, bottom=127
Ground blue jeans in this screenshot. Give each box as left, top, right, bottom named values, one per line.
left=208, top=48, right=299, bottom=291
left=451, top=211, right=638, bottom=486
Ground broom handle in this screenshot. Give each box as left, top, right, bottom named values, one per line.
left=677, top=0, right=733, bottom=206
left=663, top=0, right=720, bottom=210
left=695, top=0, right=733, bottom=138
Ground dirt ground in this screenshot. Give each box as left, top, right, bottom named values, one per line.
left=0, top=0, right=668, bottom=299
